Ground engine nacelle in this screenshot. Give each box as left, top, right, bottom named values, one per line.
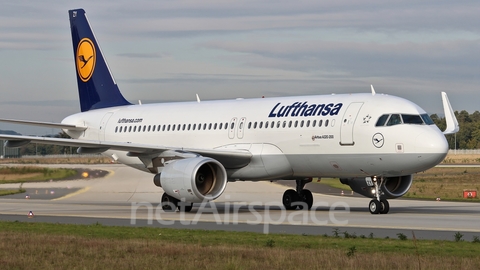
left=340, top=175, right=413, bottom=199
left=154, top=157, right=228, bottom=203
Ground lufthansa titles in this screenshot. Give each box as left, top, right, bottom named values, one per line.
left=268, top=102, right=342, bottom=118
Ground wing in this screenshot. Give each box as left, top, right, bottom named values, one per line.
left=0, top=134, right=251, bottom=169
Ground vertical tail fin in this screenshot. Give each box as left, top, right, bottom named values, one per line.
left=69, top=9, right=131, bottom=112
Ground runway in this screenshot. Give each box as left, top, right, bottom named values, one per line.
left=1, top=164, right=479, bottom=241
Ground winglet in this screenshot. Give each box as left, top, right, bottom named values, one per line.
left=441, top=92, right=459, bottom=135
left=370, top=85, right=376, bottom=96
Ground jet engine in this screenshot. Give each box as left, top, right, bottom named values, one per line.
left=340, top=175, right=413, bottom=199
left=153, top=157, right=228, bottom=203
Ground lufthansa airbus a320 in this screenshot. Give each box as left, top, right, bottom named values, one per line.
left=0, top=9, right=459, bottom=214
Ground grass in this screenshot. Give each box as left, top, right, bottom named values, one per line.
left=405, top=167, right=480, bottom=201
left=0, top=221, right=479, bottom=269
left=0, top=166, right=77, bottom=184
left=0, top=189, right=25, bottom=196
left=442, top=154, right=480, bottom=164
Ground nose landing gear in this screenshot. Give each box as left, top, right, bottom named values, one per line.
left=368, top=176, right=390, bottom=214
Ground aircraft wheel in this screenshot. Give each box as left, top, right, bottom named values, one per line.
left=299, top=189, right=314, bottom=210
left=369, top=199, right=381, bottom=214
left=380, top=199, right=390, bottom=214
left=161, top=193, right=178, bottom=212
left=282, top=189, right=299, bottom=210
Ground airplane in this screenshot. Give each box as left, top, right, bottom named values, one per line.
left=0, top=8, right=459, bottom=214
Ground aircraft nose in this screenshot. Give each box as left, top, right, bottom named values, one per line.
left=415, top=128, right=449, bottom=164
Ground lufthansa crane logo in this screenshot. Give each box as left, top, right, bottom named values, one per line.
left=76, top=38, right=96, bottom=82
left=372, top=133, right=384, bottom=148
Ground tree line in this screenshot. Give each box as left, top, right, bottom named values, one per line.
left=431, top=110, right=480, bottom=149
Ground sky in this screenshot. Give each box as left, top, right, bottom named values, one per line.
left=0, top=1, right=479, bottom=135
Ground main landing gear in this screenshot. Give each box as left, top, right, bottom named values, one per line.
left=161, top=192, right=193, bottom=212
left=282, top=178, right=314, bottom=210
left=368, top=176, right=390, bottom=214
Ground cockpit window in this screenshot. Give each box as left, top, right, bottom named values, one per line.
left=421, top=114, right=435, bottom=125
left=375, top=114, right=389, bottom=127
left=401, top=114, right=423, bottom=124
left=376, top=113, right=435, bottom=127
left=386, top=114, right=402, bottom=126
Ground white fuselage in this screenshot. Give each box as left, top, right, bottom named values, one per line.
left=62, top=93, right=448, bottom=180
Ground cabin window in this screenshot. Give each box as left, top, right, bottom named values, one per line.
left=288, top=121, right=292, bottom=128
left=115, top=127, right=118, bottom=133
left=300, top=120, right=304, bottom=127
left=230, top=122, right=234, bottom=129
left=265, top=122, right=269, bottom=128
left=306, top=120, right=310, bottom=127
left=282, top=121, right=286, bottom=128
left=214, top=123, right=217, bottom=130
left=254, top=122, right=257, bottom=129
left=259, top=122, right=263, bottom=129
left=119, top=126, right=122, bottom=132
left=313, top=120, right=317, bottom=127
left=325, top=119, right=329, bottom=127
left=248, top=122, right=252, bottom=129
left=219, top=123, right=223, bottom=129
left=318, top=119, right=323, bottom=127
left=225, top=122, right=228, bottom=129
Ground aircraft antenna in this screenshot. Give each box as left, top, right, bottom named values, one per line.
left=371, top=85, right=376, bottom=95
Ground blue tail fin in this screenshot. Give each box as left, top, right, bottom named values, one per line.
left=69, top=9, right=131, bottom=112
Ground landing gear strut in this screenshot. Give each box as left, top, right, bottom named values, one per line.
left=282, top=178, right=314, bottom=210
left=368, top=176, right=390, bottom=214
left=161, top=192, right=193, bottom=212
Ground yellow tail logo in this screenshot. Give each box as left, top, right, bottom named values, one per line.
left=76, top=38, right=96, bottom=82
